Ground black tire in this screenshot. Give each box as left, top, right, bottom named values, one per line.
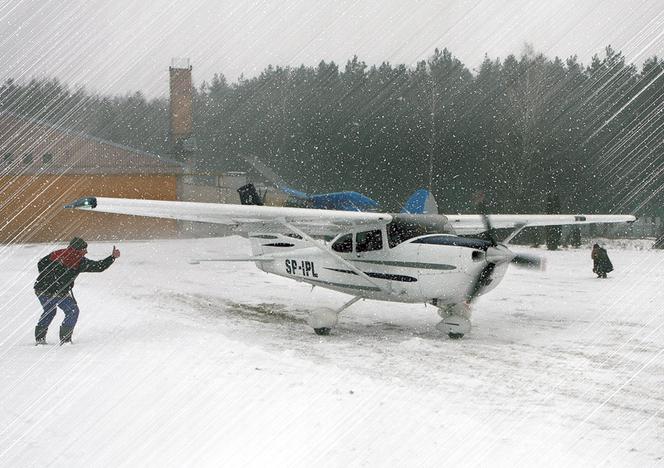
left=314, top=327, right=331, bottom=336
left=448, top=332, right=464, bottom=339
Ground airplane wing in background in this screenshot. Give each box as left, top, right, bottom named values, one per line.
left=65, top=197, right=392, bottom=237
left=308, top=191, right=379, bottom=211
left=240, top=154, right=380, bottom=212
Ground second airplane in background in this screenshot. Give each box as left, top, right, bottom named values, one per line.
left=238, top=153, right=437, bottom=213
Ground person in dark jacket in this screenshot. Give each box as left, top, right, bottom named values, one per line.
left=591, top=243, right=613, bottom=279
left=34, top=237, right=120, bottom=344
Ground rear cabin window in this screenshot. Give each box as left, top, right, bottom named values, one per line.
left=332, top=233, right=353, bottom=253
left=356, top=229, right=383, bottom=252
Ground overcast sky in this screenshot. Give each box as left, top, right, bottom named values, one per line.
left=0, top=0, right=662, bottom=98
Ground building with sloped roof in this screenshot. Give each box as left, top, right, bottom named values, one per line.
left=0, top=112, right=185, bottom=243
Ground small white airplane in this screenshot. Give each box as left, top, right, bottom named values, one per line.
left=66, top=196, right=635, bottom=338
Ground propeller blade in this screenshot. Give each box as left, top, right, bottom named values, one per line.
left=468, top=197, right=497, bottom=302
left=474, top=193, right=497, bottom=247
left=480, top=213, right=499, bottom=247
left=466, top=262, right=496, bottom=303
left=511, top=253, right=545, bottom=270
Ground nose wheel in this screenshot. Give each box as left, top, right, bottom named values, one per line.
left=435, top=303, right=472, bottom=339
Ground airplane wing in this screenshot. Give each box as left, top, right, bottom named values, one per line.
left=65, top=197, right=392, bottom=236
left=447, top=213, right=636, bottom=235
left=309, top=191, right=379, bottom=211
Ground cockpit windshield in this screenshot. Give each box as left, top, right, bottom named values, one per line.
left=386, top=214, right=452, bottom=248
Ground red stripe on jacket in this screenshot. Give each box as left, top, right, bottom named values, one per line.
left=50, top=248, right=86, bottom=269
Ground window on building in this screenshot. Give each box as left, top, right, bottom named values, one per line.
left=3, top=153, right=12, bottom=162
left=23, top=154, right=33, bottom=164
left=42, top=153, right=53, bottom=163
left=356, top=229, right=383, bottom=252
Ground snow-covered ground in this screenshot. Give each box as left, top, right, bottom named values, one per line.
left=0, top=236, right=662, bottom=467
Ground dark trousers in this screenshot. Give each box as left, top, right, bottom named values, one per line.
left=36, top=294, right=80, bottom=329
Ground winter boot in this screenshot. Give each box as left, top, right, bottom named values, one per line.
left=59, top=326, right=74, bottom=345
left=35, top=326, right=48, bottom=345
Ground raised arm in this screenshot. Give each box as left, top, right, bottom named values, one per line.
left=80, top=246, right=120, bottom=272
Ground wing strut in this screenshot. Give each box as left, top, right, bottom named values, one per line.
left=280, top=219, right=390, bottom=294
left=335, top=296, right=362, bottom=314
left=502, top=223, right=527, bottom=244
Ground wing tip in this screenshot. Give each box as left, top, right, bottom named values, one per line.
left=64, top=197, right=97, bottom=210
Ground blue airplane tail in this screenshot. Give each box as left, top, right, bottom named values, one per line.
left=401, top=189, right=438, bottom=214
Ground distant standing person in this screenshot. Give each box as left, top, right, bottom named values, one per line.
left=591, top=243, right=613, bottom=279
left=34, top=237, right=120, bottom=345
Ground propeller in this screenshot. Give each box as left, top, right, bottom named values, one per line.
left=466, top=261, right=496, bottom=302
left=465, top=195, right=544, bottom=303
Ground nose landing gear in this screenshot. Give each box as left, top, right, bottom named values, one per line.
left=434, top=302, right=472, bottom=339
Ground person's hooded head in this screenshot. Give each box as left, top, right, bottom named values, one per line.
left=69, top=237, right=88, bottom=251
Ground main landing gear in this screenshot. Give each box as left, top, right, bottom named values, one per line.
left=434, top=302, right=472, bottom=339
left=309, top=298, right=472, bottom=339
left=309, top=296, right=361, bottom=336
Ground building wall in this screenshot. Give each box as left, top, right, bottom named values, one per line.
left=0, top=174, right=178, bottom=243
left=178, top=172, right=246, bottom=204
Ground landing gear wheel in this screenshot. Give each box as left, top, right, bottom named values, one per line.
left=309, top=308, right=338, bottom=336
left=435, top=310, right=471, bottom=338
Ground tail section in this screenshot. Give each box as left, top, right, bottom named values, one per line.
left=401, top=189, right=438, bottom=214
left=247, top=232, right=309, bottom=274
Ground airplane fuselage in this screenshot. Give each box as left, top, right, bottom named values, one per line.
left=249, top=232, right=509, bottom=304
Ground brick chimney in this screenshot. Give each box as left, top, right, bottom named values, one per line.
left=169, top=58, right=194, bottom=155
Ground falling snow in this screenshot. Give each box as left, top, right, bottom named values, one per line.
left=0, top=1, right=662, bottom=466
left=1, top=236, right=662, bottom=466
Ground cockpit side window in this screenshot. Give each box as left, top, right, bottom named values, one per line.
left=387, top=220, right=421, bottom=248
left=356, top=229, right=383, bottom=252
left=332, top=233, right=353, bottom=253
left=387, top=215, right=450, bottom=248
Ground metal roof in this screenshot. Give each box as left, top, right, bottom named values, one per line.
left=0, top=112, right=184, bottom=176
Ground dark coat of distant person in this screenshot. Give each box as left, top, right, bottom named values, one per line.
left=591, top=244, right=613, bottom=278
